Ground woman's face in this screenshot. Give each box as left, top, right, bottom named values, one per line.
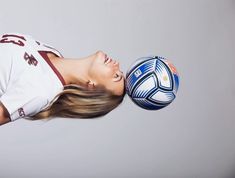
left=88, top=51, right=125, bottom=96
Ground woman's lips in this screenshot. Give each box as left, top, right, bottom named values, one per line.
left=104, top=56, right=113, bottom=64
left=104, top=54, right=119, bottom=66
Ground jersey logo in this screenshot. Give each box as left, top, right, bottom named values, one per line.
left=24, top=52, right=38, bottom=66
left=18, top=108, right=26, bottom=117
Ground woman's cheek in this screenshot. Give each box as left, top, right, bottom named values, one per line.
left=101, top=66, right=112, bottom=76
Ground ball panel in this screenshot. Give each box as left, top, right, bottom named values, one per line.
left=162, top=58, right=180, bottom=93
left=155, top=59, right=173, bottom=90
left=126, top=58, right=156, bottom=95
left=173, top=74, right=179, bottom=92
left=132, top=73, right=158, bottom=98
left=148, top=90, right=175, bottom=104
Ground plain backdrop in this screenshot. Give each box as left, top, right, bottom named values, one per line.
left=0, top=0, right=235, bottom=178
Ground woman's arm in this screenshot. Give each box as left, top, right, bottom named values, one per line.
left=0, top=102, right=11, bottom=126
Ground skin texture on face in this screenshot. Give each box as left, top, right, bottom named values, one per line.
left=88, top=51, right=125, bottom=96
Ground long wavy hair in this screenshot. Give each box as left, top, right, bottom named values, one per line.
left=25, top=83, right=126, bottom=122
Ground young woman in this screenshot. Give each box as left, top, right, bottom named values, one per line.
left=0, top=33, right=126, bottom=126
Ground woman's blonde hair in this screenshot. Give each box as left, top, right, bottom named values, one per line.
left=26, top=84, right=126, bottom=121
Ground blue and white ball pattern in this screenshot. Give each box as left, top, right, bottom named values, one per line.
left=126, top=56, right=179, bottom=110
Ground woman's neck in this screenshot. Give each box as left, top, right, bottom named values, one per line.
left=48, top=53, right=94, bottom=87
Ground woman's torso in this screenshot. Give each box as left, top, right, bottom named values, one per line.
left=0, top=33, right=66, bottom=118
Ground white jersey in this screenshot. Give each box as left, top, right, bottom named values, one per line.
left=0, top=33, right=66, bottom=122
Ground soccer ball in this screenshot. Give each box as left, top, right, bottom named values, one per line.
left=125, top=56, right=180, bottom=110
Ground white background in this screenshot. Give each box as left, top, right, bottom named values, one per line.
left=0, top=0, right=235, bottom=177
